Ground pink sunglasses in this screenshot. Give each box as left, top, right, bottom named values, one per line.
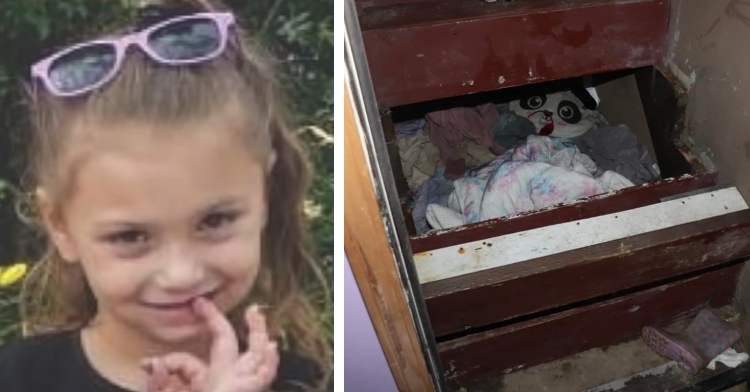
left=31, top=12, right=235, bottom=97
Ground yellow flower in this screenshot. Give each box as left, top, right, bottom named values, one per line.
left=0, top=263, right=28, bottom=287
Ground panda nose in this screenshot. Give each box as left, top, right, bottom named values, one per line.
left=527, top=110, right=554, bottom=121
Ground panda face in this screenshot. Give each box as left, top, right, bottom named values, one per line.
left=509, top=91, right=595, bottom=139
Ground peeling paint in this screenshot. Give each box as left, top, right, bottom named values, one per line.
left=503, top=364, right=526, bottom=374
left=668, top=61, right=697, bottom=90
left=498, top=76, right=506, bottom=84
left=618, top=243, right=634, bottom=254
left=678, top=135, right=717, bottom=172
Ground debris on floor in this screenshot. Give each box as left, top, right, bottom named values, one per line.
left=454, top=306, right=748, bottom=392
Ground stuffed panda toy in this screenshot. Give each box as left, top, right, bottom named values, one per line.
left=509, top=88, right=599, bottom=139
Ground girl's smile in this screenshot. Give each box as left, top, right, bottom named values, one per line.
left=141, top=288, right=219, bottom=309
left=139, top=289, right=220, bottom=326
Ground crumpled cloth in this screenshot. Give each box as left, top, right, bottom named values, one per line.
left=455, top=138, right=497, bottom=169
left=395, top=119, right=426, bottom=139
left=397, top=128, right=497, bottom=192
left=412, top=167, right=454, bottom=235
left=396, top=129, right=441, bottom=192
left=707, top=348, right=749, bottom=370
left=569, top=125, right=661, bottom=185
left=427, top=103, right=505, bottom=179
left=492, top=111, right=537, bottom=150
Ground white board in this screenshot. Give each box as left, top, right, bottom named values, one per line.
left=414, top=187, right=748, bottom=284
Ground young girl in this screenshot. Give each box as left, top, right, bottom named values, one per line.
left=0, top=1, right=331, bottom=391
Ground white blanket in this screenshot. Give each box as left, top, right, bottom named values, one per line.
left=427, top=136, right=633, bottom=230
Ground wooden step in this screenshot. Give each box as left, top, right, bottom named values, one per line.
left=438, top=262, right=743, bottom=388
left=358, top=0, right=670, bottom=108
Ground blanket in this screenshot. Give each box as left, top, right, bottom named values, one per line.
left=426, top=135, right=634, bottom=230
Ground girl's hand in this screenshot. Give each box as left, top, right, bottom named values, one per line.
left=144, top=298, right=279, bottom=392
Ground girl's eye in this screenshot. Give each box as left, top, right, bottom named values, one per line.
left=101, top=229, right=151, bottom=258
left=198, top=211, right=240, bottom=232
left=105, top=230, right=149, bottom=245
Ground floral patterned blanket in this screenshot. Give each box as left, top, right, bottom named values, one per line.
left=426, top=135, right=633, bottom=230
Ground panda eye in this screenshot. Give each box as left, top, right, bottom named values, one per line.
left=520, top=95, right=547, bottom=110
left=557, top=100, right=582, bottom=124
left=560, top=106, right=574, bottom=119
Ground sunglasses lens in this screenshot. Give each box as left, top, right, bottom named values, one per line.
left=148, top=17, right=222, bottom=61
left=49, top=44, right=117, bottom=94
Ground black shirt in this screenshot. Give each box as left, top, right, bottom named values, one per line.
left=0, top=330, right=324, bottom=392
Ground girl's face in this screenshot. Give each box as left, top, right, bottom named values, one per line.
left=44, top=117, right=273, bottom=346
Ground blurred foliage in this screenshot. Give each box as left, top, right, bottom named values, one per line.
left=0, top=0, right=333, bottom=345
left=0, top=263, right=27, bottom=346
left=230, top=0, right=335, bottom=270
left=229, top=0, right=334, bottom=342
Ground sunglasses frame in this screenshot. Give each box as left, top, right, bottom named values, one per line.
left=31, top=12, right=235, bottom=97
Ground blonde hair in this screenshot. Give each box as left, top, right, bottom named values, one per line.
left=18, top=0, right=331, bottom=389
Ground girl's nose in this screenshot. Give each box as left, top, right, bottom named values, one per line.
left=154, top=243, right=206, bottom=292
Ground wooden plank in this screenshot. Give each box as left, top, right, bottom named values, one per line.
left=344, top=80, right=434, bottom=390
left=355, top=0, right=433, bottom=11
left=424, top=208, right=750, bottom=337
left=416, top=187, right=747, bottom=284
left=410, top=172, right=718, bottom=254
left=360, top=0, right=670, bottom=107
left=438, top=263, right=743, bottom=388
